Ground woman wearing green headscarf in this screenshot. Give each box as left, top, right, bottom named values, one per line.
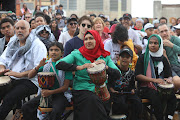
left=135, top=34, right=176, bottom=120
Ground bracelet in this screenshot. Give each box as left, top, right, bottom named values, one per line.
left=34, top=67, right=38, bottom=72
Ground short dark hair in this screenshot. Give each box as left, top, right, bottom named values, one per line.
left=159, top=17, right=168, bottom=23
left=112, top=24, right=128, bottom=44
left=49, top=42, right=64, bottom=52
left=0, top=18, right=14, bottom=29
left=29, top=18, right=35, bottom=27
left=35, top=12, right=46, bottom=22
left=59, top=4, right=63, bottom=7
left=78, top=15, right=93, bottom=26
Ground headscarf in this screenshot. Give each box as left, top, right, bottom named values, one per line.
left=79, top=30, right=110, bottom=62
left=144, top=34, right=164, bottom=76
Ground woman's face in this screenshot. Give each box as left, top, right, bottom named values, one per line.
left=39, top=30, right=49, bottom=39
left=84, top=34, right=96, bottom=50
left=79, top=20, right=92, bottom=35
left=148, top=37, right=159, bottom=53
left=94, top=20, right=104, bottom=32
left=49, top=45, right=62, bottom=62
left=35, top=17, right=46, bottom=26
left=51, top=21, right=57, bottom=28
left=31, top=20, right=36, bottom=29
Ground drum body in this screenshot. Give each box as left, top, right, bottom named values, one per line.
left=87, top=63, right=110, bottom=101
left=157, top=83, right=174, bottom=96
left=38, top=72, right=55, bottom=89
left=37, top=72, right=55, bottom=112
left=110, top=115, right=127, bottom=120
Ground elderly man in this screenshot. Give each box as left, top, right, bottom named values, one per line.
left=0, top=20, right=47, bottom=119
left=0, top=18, right=15, bottom=56
left=158, top=23, right=180, bottom=76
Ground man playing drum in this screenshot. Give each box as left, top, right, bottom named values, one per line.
left=0, top=20, right=47, bottom=120
left=135, top=34, right=176, bottom=120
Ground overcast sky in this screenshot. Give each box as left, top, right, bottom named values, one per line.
left=131, top=0, right=180, bottom=18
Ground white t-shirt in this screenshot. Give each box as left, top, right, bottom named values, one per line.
left=58, top=31, right=72, bottom=48
left=104, top=39, right=121, bottom=63
left=128, top=28, right=143, bottom=48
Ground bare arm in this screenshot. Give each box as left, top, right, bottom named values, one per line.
left=136, top=74, right=165, bottom=84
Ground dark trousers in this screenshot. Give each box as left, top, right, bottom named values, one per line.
left=139, top=87, right=177, bottom=120
left=22, top=93, right=68, bottom=120
left=111, top=93, right=143, bottom=120
left=0, top=79, right=38, bottom=120
left=72, top=90, right=109, bottom=120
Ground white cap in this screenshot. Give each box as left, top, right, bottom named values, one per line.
left=136, top=18, right=144, bottom=24
left=174, top=24, right=180, bottom=29
left=144, top=23, right=154, bottom=31
left=153, top=19, right=159, bottom=25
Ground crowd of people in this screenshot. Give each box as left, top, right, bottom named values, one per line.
left=0, top=3, right=180, bottom=120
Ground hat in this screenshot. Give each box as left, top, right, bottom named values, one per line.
left=153, top=19, right=159, bottom=25
left=144, top=23, right=154, bottom=31
left=122, top=13, right=132, bottom=20
left=109, top=24, right=117, bottom=34
left=98, top=14, right=105, bottom=18
left=90, top=14, right=96, bottom=17
left=135, top=18, right=144, bottom=24
left=119, top=48, right=133, bottom=57
left=8, top=11, right=12, bottom=14
left=174, top=24, right=180, bottom=29
left=67, top=17, right=77, bottom=23
left=10, top=14, right=17, bottom=22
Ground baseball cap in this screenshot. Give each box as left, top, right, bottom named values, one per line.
left=109, top=24, right=117, bottom=34
left=67, top=17, right=77, bottom=24
left=119, top=48, right=133, bottom=57
left=10, top=14, right=17, bottom=22
left=174, top=24, right=180, bottom=29
left=122, top=13, right=132, bottom=20
left=135, top=18, right=144, bottom=24
left=153, top=19, right=159, bottom=25
left=144, top=23, right=154, bottom=31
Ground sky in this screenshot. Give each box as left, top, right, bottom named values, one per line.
left=131, top=0, right=180, bottom=18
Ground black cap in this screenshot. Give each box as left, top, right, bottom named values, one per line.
left=123, top=13, right=132, bottom=20
left=90, top=14, right=96, bottom=17
left=119, top=48, right=133, bottom=57
left=67, top=17, right=77, bottom=23
left=10, top=14, right=17, bottom=22
left=98, top=14, right=105, bottom=18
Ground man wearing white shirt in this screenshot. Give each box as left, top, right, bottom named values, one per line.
left=0, top=20, right=47, bottom=119
left=121, top=13, right=143, bottom=53
left=174, top=24, right=180, bottom=38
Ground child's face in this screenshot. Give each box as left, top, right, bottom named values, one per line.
left=119, top=52, right=132, bottom=67
left=145, top=28, right=154, bottom=37
left=49, top=46, right=62, bottom=62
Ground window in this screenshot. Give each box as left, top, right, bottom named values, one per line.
left=110, top=0, right=118, bottom=11
left=69, top=0, right=77, bottom=10
left=121, top=0, right=127, bottom=11
left=86, top=0, right=103, bottom=10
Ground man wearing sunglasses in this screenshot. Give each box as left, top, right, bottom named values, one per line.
left=24, top=13, right=32, bottom=22
left=58, top=18, right=78, bottom=48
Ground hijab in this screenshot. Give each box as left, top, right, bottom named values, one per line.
left=79, top=30, right=110, bottom=62
left=144, top=34, right=164, bottom=76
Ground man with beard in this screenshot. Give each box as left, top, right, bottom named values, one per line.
left=121, top=13, right=143, bottom=53
left=0, top=20, right=47, bottom=120
left=0, top=18, right=15, bottom=56
left=56, top=12, right=65, bottom=31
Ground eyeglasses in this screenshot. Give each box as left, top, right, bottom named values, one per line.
left=81, top=23, right=91, bottom=28
left=39, top=30, right=49, bottom=34
left=69, top=22, right=77, bottom=26
left=25, top=17, right=31, bottom=18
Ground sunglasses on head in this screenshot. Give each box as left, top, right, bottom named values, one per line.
left=69, top=22, right=77, bottom=26
left=39, top=30, right=49, bottom=34
left=81, top=24, right=91, bottom=28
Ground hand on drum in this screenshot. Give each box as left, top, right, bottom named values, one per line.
left=93, top=60, right=106, bottom=65
left=0, top=69, right=10, bottom=75
left=164, top=77, right=173, bottom=84
left=76, top=63, right=94, bottom=70
left=154, top=78, right=166, bottom=85
left=41, top=89, right=52, bottom=97
left=4, top=71, right=23, bottom=78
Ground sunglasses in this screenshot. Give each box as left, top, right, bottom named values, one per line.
left=69, top=22, right=77, bottom=26
left=81, top=24, right=91, bottom=28
left=39, top=30, right=49, bottom=34
left=25, top=17, right=31, bottom=18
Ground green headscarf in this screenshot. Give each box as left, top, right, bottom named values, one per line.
left=144, top=34, right=164, bottom=75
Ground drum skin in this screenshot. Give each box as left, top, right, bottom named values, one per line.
left=110, top=115, right=127, bottom=120
left=0, top=76, right=12, bottom=93
left=157, top=83, right=174, bottom=96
